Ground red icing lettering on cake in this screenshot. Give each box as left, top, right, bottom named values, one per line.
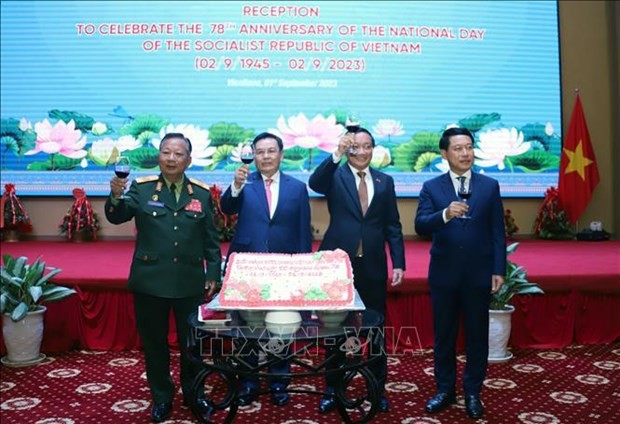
left=219, top=249, right=354, bottom=309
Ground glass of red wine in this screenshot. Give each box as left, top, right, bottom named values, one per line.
left=345, top=124, right=360, bottom=155
left=457, top=178, right=472, bottom=219
left=114, top=155, right=131, bottom=199
left=239, top=142, right=254, bottom=184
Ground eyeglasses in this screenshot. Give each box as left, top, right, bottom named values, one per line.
left=254, top=148, right=280, bottom=157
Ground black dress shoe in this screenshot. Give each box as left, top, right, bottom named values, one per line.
left=237, top=387, right=257, bottom=406
left=184, top=397, right=214, bottom=420
left=378, top=396, right=389, bottom=413
left=151, top=402, right=172, bottom=423
left=272, top=392, right=290, bottom=406
left=424, top=392, right=456, bottom=413
left=465, top=395, right=484, bottom=419
left=318, top=396, right=336, bottom=413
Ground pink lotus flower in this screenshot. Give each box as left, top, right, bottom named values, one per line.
left=372, top=119, right=405, bottom=138
left=272, top=113, right=344, bottom=152
left=26, top=119, right=87, bottom=159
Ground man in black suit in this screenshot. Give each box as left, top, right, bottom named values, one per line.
left=309, top=126, right=406, bottom=414
left=106, top=133, right=221, bottom=422
left=415, top=127, right=506, bottom=419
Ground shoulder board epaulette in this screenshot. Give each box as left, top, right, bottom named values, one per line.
left=189, top=178, right=210, bottom=191
left=135, top=176, right=159, bottom=184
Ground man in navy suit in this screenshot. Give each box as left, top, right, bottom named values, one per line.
left=415, top=127, right=506, bottom=419
left=309, top=126, right=405, bottom=414
left=220, top=132, right=312, bottom=407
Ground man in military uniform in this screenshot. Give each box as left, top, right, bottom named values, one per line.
left=106, top=132, right=221, bottom=423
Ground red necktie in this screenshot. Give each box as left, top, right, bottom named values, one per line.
left=265, top=178, right=273, bottom=214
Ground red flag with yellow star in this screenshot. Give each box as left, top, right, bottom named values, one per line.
left=558, top=94, right=600, bottom=224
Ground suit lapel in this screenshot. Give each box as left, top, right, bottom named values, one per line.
left=440, top=172, right=457, bottom=203
left=366, top=168, right=382, bottom=215
left=340, top=166, right=363, bottom=216
left=249, top=172, right=270, bottom=218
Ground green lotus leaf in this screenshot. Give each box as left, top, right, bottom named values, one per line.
left=322, top=108, right=354, bottom=126
left=118, top=114, right=169, bottom=141
left=126, top=147, right=159, bottom=169
left=512, top=150, right=560, bottom=172
left=414, top=152, right=441, bottom=172
left=283, top=146, right=309, bottom=161
left=280, top=157, right=308, bottom=171
left=208, top=122, right=255, bottom=147
left=222, top=162, right=240, bottom=172
left=25, top=155, right=82, bottom=171
left=458, top=113, right=501, bottom=132
left=26, top=161, right=53, bottom=171
left=212, top=145, right=235, bottom=163
left=48, top=109, right=95, bottom=132
left=1, top=119, right=37, bottom=156
left=520, top=123, right=553, bottom=151
left=393, top=132, right=441, bottom=172
left=1, top=136, right=19, bottom=157
left=392, top=143, right=417, bottom=171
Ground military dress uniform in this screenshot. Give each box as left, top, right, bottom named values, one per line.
left=105, top=174, right=221, bottom=405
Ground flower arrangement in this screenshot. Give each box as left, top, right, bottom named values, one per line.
left=1, top=183, right=33, bottom=235
left=58, top=188, right=101, bottom=241
left=533, top=186, right=575, bottom=240
left=209, top=185, right=237, bottom=242
left=504, top=208, right=519, bottom=239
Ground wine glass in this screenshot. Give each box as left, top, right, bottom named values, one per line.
left=239, top=142, right=254, bottom=184
left=345, top=124, right=360, bottom=155
left=457, top=178, right=472, bottom=219
left=114, top=156, right=131, bottom=199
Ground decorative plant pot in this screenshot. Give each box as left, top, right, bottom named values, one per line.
left=2, top=229, right=20, bottom=243
left=70, top=231, right=92, bottom=243
left=488, top=304, right=515, bottom=363
left=1, top=306, right=47, bottom=366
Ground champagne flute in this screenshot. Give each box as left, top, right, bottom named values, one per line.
left=345, top=124, right=360, bottom=155
left=239, top=142, right=254, bottom=184
left=114, top=155, right=131, bottom=199
left=457, top=178, right=472, bottom=219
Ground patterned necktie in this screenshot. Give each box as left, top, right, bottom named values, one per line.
left=265, top=178, right=273, bottom=214
left=358, top=171, right=368, bottom=215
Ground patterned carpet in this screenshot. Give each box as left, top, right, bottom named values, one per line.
left=1, top=343, right=619, bottom=424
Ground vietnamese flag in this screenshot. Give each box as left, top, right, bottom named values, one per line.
left=558, top=94, right=600, bottom=224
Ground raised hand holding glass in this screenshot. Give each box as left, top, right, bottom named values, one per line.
left=239, top=143, right=254, bottom=184
left=114, top=156, right=131, bottom=199
left=457, top=177, right=472, bottom=219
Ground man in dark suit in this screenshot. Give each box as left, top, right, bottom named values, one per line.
left=415, top=127, right=506, bottom=420
left=308, top=126, right=405, bottom=414
left=220, top=132, right=312, bottom=407
left=106, top=133, right=221, bottom=423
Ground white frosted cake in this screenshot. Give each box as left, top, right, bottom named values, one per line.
left=218, top=249, right=354, bottom=309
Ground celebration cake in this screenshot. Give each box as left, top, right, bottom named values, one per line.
left=218, top=249, right=354, bottom=309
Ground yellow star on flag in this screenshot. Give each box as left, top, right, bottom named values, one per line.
left=563, top=140, right=594, bottom=181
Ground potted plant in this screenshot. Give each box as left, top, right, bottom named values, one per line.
left=1, top=183, right=33, bottom=242
left=488, top=242, right=544, bottom=362
left=1, top=254, right=76, bottom=366
left=533, top=186, right=575, bottom=240
left=58, top=188, right=101, bottom=241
